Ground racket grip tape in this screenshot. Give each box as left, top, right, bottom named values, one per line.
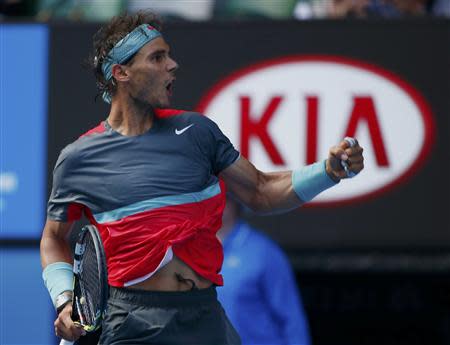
left=59, top=339, right=74, bottom=345
left=341, top=137, right=357, bottom=177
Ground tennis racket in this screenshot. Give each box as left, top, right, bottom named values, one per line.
left=60, top=225, right=108, bottom=345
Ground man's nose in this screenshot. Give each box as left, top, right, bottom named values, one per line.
left=167, top=57, right=178, bottom=72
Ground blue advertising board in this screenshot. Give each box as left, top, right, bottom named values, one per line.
left=0, top=248, right=55, bottom=345
left=0, top=25, right=48, bottom=239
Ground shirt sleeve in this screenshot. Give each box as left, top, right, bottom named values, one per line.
left=262, top=239, right=312, bottom=345
left=193, top=114, right=240, bottom=175
left=47, top=146, right=83, bottom=222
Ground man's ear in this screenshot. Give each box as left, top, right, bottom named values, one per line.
left=111, top=64, right=129, bottom=82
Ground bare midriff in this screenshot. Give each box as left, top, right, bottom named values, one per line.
left=128, top=255, right=213, bottom=291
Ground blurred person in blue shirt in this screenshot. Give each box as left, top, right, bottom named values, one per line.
left=432, top=0, right=450, bottom=16
left=217, top=196, right=312, bottom=345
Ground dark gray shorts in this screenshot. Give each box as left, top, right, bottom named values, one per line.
left=99, top=286, right=241, bottom=345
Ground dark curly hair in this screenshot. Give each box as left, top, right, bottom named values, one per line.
left=88, top=11, right=163, bottom=101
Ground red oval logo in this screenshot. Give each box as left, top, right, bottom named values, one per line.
left=197, top=55, right=435, bottom=206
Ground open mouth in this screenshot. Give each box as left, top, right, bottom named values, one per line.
left=166, top=81, right=174, bottom=96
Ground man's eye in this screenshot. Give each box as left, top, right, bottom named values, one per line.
left=153, top=55, right=163, bottom=62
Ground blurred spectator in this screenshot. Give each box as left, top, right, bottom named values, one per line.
left=391, top=0, right=430, bottom=15
left=293, top=0, right=330, bottom=19
left=128, top=0, right=214, bottom=21
left=78, top=0, right=126, bottom=21
left=1, top=0, right=447, bottom=22
left=327, top=0, right=372, bottom=18
left=328, top=0, right=432, bottom=18
left=432, top=0, right=450, bottom=16
left=0, top=0, right=125, bottom=21
left=294, top=0, right=438, bottom=19
left=0, top=0, right=36, bottom=18
left=35, top=0, right=125, bottom=22
left=214, top=0, right=297, bottom=20
left=217, top=197, right=311, bottom=345
left=35, top=0, right=79, bottom=21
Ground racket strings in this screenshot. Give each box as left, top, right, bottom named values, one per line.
left=77, top=234, right=104, bottom=327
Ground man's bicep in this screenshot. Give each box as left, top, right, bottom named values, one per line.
left=219, top=156, right=261, bottom=205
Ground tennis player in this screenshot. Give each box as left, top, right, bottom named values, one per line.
left=40, top=11, right=364, bottom=345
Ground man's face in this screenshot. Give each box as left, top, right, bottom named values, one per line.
left=123, top=37, right=178, bottom=108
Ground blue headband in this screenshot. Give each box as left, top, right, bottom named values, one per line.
left=101, top=23, right=162, bottom=103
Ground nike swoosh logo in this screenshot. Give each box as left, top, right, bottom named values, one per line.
left=175, top=124, right=195, bottom=135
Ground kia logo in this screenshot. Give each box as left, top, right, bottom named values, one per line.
left=197, top=55, right=435, bottom=206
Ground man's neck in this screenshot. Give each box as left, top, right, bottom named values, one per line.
left=107, top=96, right=156, bottom=136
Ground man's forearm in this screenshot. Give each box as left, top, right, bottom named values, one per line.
left=248, top=170, right=303, bottom=214
left=40, top=233, right=73, bottom=268
left=40, top=220, right=75, bottom=307
left=41, top=230, right=74, bottom=307
left=222, top=158, right=334, bottom=214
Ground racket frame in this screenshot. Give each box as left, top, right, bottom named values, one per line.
left=71, top=225, right=108, bottom=333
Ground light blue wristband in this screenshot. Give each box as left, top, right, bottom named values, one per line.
left=292, top=160, right=338, bottom=202
left=42, top=262, right=73, bottom=306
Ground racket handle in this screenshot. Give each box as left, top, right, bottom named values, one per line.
left=344, top=136, right=357, bottom=148
left=341, top=137, right=357, bottom=177
left=59, top=339, right=74, bottom=345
